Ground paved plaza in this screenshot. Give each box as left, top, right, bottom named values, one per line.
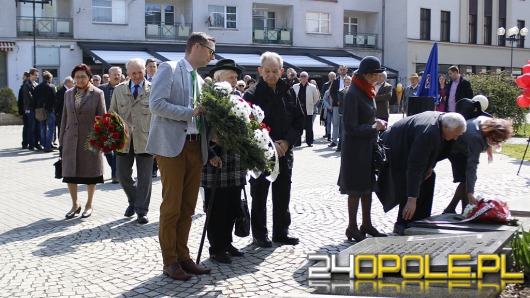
left=1, top=114, right=529, bottom=297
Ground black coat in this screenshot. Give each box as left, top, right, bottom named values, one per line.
left=445, top=76, right=473, bottom=112
left=33, top=81, right=56, bottom=112
left=243, top=77, right=304, bottom=151
left=378, top=111, right=446, bottom=211
left=55, top=85, right=68, bottom=120
left=338, top=83, right=378, bottom=195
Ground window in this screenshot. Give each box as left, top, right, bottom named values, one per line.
left=343, top=17, right=358, bottom=35
left=145, top=4, right=161, bottom=24
left=484, top=16, right=492, bottom=45
left=252, top=11, right=275, bottom=29
left=468, top=14, right=477, bottom=43
left=440, top=11, right=450, bottom=42
left=208, top=5, right=237, bottom=29
left=420, top=8, right=431, bottom=40
left=498, top=18, right=506, bottom=46
left=306, top=12, right=330, bottom=33
left=517, top=20, right=526, bottom=48
left=92, top=0, right=127, bottom=24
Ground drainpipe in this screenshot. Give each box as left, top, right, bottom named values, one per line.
left=381, top=0, right=385, bottom=65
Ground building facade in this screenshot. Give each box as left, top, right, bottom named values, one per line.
left=0, top=0, right=528, bottom=93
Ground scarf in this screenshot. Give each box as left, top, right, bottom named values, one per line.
left=352, top=76, right=376, bottom=99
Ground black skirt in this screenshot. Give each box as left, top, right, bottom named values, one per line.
left=62, top=176, right=104, bottom=185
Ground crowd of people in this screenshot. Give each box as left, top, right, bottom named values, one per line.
left=16, top=31, right=515, bottom=281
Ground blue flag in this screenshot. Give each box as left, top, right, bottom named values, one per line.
left=415, top=42, right=438, bottom=101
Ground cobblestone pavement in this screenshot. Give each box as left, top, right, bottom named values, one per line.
left=1, top=114, right=529, bottom=297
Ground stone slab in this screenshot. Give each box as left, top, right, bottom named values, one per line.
left=408, top=213, right=518, bottom=233
left=334, top=231, right=514, bottom=272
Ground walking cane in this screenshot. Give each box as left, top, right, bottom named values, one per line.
left=196, top=167, right=221, bottom=264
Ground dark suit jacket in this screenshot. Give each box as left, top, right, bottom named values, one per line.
left=33, top=81, right=57, bottom=112
left=446, top=76, right=473, bottom=110
left=381, top=111, right=445, bottom=199
left=55, top=85, right=67, bottom=119
left=98, top=82, right=117, bottom=110
left=375, top=82, right=393, bottom=119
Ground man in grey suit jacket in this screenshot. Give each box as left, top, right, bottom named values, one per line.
left=146, top=32, right=216, bottom=281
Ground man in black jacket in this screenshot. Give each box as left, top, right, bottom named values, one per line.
left=18, top=72, right=30, bottom=149
left=446, top=65, right=473, bottom=112
left=243, top=51, right=304, bottom=247
left=33, top=71, right=57, bottom=152
left=378, top=111, right=467, bottom=235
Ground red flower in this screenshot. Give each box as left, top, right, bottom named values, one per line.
left=94, top=125, right=102, bottom=133
left=95, top=116, right=103, bottom=121
left=120, top=142, right=125, bottom=148
left=111, top=132, right=119, bottom=140
left=102, top=120, right=110, bottom=127
left=102, top=147, right=111, bottom=153
left=99, top=135, right=108, bottom=142
left=96, top=142, right=104, bottom=149
left=89, top=139, right=97, bottom=146
left=111, top=143, right=118, bottom=150
left=261, top=123, right=267, bottom=129
left=108, top=124, right=115, bottom=132
left=247, top=101, right=252, bottom=106
left=267, top=127, right=271, bottom=132
left=103, top=113, right=112, bottom=118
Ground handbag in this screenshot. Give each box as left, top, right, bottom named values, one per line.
left=35, top=108, right=47, bottom=121
left=234, top=188, right=251, bottom=237
left=54, top=158, right=62, bottom=179
left=372, top=137, right=388, bottom=175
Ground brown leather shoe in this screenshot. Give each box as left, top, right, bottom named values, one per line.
left=163, top=262, right=191, bottom=281
left=179, top=258, right=211, bottom=275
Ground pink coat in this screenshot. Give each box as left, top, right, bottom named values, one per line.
left=59, top=85, right=106, bottom=178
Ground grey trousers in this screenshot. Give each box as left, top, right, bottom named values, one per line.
left=331, top=106, right=341, bottom=143
left=116, top=143, right=154, bottom=216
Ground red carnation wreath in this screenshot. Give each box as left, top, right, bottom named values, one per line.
left=85, top=112, right=129, bottom=154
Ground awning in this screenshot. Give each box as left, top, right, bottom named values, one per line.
left=319, top=56, right=362, bottom=69
left=91, top=50, right=162, bottom=65
left=216, top=53, right=261, bottom=67
left=0, top=42, right=16, bottom=52
left=282, top=55, right=330, bottom=68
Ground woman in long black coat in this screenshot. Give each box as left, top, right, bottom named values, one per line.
left=338, top=56, right=387, bottom=242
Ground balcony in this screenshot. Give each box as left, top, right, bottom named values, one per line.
left=145, top=22, right=192, bottom=40
left=344, top=33, right=378, bottom=49
left=253, top=28, right=292, bottom=45
left=17, top=17, right=73, bottom=38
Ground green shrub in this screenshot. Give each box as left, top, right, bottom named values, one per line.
left=467, top=72, right=528, bottom=127
left=0, top=86, right=17, bottom=114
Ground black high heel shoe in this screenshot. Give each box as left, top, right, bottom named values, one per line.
left=345, top=227, right=366, bottom=242
left=65, top=206, right=81, bottom=219
left=360, top=225, right=387, bottom=237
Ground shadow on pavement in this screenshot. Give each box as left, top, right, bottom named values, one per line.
left=0, top=218, right=83, bottom=245
left=119, top=242, right=275, bottom=296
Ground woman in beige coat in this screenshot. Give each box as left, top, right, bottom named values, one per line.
left=60, top=64, right=106, bottom=219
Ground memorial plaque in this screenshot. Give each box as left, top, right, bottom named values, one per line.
left=335, top=231, right=514, bottom=272
left=408, top=213, right=518, bottom=233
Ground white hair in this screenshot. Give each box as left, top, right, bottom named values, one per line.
left=213, top=69, right=233, bottom=82
left=63, top=76, right=73, bottom=84
left=379, top=71, right=388, bottom=79
left=126, top=58, right=146, bottom=70
left=441, top=112, right=467, bottom=131
left=300, top=71, right=309, bottom=77
left=260, top=51, right=283, bottom=69
left=237, top=80, right=246, bottom=86
left=108, top=66, right=122, bottom=74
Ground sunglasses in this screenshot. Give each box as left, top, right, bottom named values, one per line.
left=237, top=84, right=245, bottom=87
left=199, top=43, right=215, bottom=57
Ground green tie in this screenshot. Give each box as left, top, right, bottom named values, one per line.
left=191, top=70, right=201, bottom=131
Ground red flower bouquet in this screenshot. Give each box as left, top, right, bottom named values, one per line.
left=85, top=112, right=128, bottom=154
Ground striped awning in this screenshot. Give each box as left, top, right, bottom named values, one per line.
left=0, top=42, right=15, bottom=52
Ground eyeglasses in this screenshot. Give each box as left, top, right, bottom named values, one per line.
left=199, top=43, right=215, bottom=57
left=237, top=84, right=245, bottom=87
left=300, top=75, right=308, bottom=77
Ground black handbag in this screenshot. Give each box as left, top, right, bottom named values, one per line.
left=54, top=159, right=62, bottom=179
left=234, top=188, right=250, bottom=237
left=373, top=137, right=388, bottom=175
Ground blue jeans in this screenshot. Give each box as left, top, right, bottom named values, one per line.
left=26, top=110, right=35, bottom=149
left=39, top=111, right=55, bottom=149
left=325, top=109, right=333, bottom=137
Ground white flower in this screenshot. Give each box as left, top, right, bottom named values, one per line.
left=463, top=204, right=477, bottom=217
left=229, top=95, right=252, bottom=123
left=251, top=105, right=265, bottom=123
left=213, top=81, right=233, bottom=95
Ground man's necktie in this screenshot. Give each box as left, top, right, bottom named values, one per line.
left=191, top=70, right=201, bottom=131
left=133, top=84, right=139, bottom=99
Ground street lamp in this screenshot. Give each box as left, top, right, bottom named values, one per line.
left=497, top=26, right=528, bottom=77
